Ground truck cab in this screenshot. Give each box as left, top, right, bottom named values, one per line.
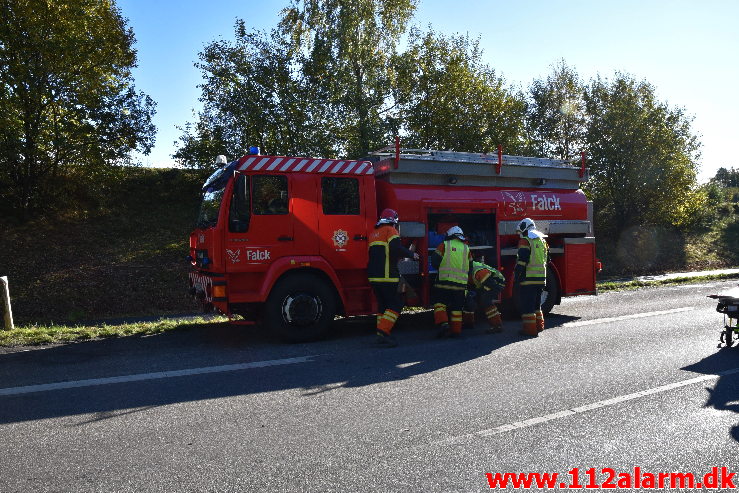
left=189, top=154, right=378, bottom=341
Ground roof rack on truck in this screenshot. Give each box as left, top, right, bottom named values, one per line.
left=367, top=145, right=588, bottom=191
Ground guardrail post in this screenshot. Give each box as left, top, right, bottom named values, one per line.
left=1, top=276, right=14, bottom=330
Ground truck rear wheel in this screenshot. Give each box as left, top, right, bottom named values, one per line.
left=265, top=274, right=337, bottom=342
left=724, top=325, right=735, bottom=347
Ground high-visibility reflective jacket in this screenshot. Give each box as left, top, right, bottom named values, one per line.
left=367, top=224, right=414, bottom=283
left=471, top=261, right=506, bottom=293
left=516, top=230, right=548, bottom=286
left=432, top=238, right=471, bottom=289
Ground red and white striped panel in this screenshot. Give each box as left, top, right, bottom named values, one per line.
left=236, top=156, right=374, bottom=175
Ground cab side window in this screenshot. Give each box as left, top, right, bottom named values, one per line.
left=322, top=177, right=360, bottom=215
left=229, top=174, right=250, bottom=233
left=253, top=175, right=288, bottom=215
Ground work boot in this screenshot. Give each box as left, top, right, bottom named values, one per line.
left=519, top=315, right=538, bottom=337
left=535, top=311, right=544, bottom=332
left=433, top=303, right=448, bottom=326
left=485, top=307, right=503, bottom=333
left=450, top=318, right=463, bottom=337
left=375, top=330, right=398, bottom=347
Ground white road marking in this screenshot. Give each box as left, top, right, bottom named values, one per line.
left=396, top=361, right=422, bottom=369
left=563, top=307, right=695, bottom=327
left=0, top=356, right=318, bottom=397
left=475, top=367, right=739, bottom=438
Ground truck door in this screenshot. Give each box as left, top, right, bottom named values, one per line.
left=318, top=176, right=369, bottom=269
left=224, top=173, right=293, bottom=273
left=318, top=175, right=373, bottom=312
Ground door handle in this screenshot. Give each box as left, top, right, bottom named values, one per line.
left=353, top=235, right=367, bottom=241
left=278, top=236, right=293, bottom=241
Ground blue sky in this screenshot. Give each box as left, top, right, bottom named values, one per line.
left=118, top=0, right=739, bottom=182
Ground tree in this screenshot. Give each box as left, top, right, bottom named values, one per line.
left=0, top=0, right=156, bottom=217
left=583, top=73, right=701, bottom=234
left=176, top=1, right=532, bottom=167
left=712, top=167, right=739, bottom=188
left=174, top=22, right=335, bottom=169
left=278, top=0, right=417, bottom=158
left=527, top=60, right=586, bottom=160
left=393, top=29, right=528, bottom=153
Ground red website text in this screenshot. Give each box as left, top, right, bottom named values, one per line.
left=485, top=466, right=736, bottom=489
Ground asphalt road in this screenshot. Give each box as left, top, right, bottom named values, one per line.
left=1, top=280, right=738, bottom=492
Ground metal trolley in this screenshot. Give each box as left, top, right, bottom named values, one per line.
left=708, top=286, right=739, bottom=348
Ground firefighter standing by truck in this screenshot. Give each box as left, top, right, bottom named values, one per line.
left=367, top=208, right=418, bottom=347
left=431, top=226, right=472, bottom=338
left=515, top=218, right=549, bottom=337
left=464, top=259, right=506, bottom=333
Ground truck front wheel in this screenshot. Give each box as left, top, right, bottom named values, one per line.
left=265, top=274, right=337, bottom=342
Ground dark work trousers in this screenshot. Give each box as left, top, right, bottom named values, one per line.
left=432, top=285, right=466, bottom=312
left=518, top=284, right=544, bottom=314
left=371, top=282, right=404, bottom=314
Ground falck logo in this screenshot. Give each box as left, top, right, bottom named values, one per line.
left=332, top=229, right=349, bottom=249
left=226, top=248, right=241, bottom=263
left=502, top=191, right=525, bottom=216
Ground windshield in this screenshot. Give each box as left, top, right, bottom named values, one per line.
left=196, top=159, right=238, bottom=229
left=196, top=188, right=225, bottom=229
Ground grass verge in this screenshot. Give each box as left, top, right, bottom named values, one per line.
left=0, top=316, right=227, bottom=347
left=597, top=272, right=739, bottom=292
left=3, top=273, right=737, bottom=347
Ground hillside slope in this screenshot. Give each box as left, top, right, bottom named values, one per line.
left=1, top=168, right=204, bottom=324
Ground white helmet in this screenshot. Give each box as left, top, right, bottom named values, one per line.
left=446, top=226, right=466, bottom=240
left=516, top=218, right=536, bottom=234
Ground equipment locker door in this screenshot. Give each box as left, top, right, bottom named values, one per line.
left=562, top=237, right=597, bottom=295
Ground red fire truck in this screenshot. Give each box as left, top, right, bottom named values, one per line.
left=188, top=144, right=599, bottom=341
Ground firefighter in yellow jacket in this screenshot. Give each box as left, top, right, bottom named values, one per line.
left=514, top=218, right=548, bottom=337
left=367, top=208, right=418, bottom=347
left=430, top=226, right=472, bottom=338
left=463, top=260, right=506, bottom=333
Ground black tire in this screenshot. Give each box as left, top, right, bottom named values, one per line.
left=540, top=269, right=560, bottom=315
left=725, top=326, right=735, bottom=348
left=265, top=274, right=337, bottom=342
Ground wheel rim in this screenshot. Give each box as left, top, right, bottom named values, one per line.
left=281, top=293, right=322, bottom=326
